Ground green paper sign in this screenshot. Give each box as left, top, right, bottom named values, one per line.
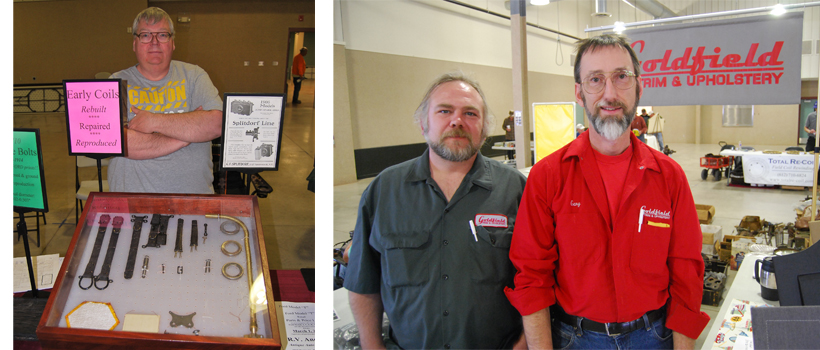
left=13, top=129, right=47, bottom=211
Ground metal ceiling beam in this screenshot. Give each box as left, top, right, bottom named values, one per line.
left=586, top=1, right=820, bottom=32
left=628, top=0, right=678, bottom=19
left=442, top=0, right=581, bottom=41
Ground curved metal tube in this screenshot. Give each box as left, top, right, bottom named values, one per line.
left=205, top=214, right=262, bottom=338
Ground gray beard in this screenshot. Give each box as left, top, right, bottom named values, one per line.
left=427, top=132, right=480, bottom=162
left=583, top=92, right=639, bottom=141
left=590, top=112, right=632, bottom=141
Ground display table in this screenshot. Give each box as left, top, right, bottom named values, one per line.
left=35, top=192, right=281, bottom=349
left=700, top=252, right=779, bottom=350
left=719, top=149, right=814, bottom=186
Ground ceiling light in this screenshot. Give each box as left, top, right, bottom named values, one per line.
left=770, top=4, right=786, bottom=15
left=531, top=0, right=550, bottom=5
left=614, top=21, right=626, bottom=34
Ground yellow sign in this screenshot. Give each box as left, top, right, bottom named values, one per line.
left=533, top=103, right=575, bottom=163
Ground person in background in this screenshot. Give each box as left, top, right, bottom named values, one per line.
left=805, top=102, right=818, bottom=152
left=641, top=108, right=665, bottom=150
left=344, top=72, right=528, bottom=349
left=504, top=110, right=516, bottom=159
left=631, top=110, right=647, bottom=143
left=505, top=34, right=709, bottom=349
left=292, top=47, right=308, bottom=105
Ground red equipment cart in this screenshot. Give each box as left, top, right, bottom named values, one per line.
left=700, top=154, right=733, bottom=181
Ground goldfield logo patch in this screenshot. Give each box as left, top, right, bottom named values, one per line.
left=475, top=214, right=507, bottom=228
left=641, top=206, right=671, bottom=220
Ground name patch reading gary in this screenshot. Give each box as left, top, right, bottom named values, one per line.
left=475, top=214, right=508, bottom=228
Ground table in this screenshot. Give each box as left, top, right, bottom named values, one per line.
left=700, top=252, right=779, bottom=349
left=491, top=143, right=534, bottom=161
left=719, top=149, right=815, bottom=186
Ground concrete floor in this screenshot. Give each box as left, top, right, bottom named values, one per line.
left=13, top=80, right=315, bottom=272
left=333, top=141, right=809, bottom=349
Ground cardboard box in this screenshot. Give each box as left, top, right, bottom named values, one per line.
left=701, top=243, right=716, bottom=255
left=701, top=224, right=722, bottom=245
left=695, top=204, right=715, bottom=224
left=810, top=221, right=820, bottom=246
left=717, top=241, right=733, bottom=261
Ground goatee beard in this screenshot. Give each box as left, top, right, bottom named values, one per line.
left=582, top=92, right=639, bottom=141
left=428, top=129, right=480, bottom=162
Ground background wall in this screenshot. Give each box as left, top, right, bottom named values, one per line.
left=335, top=0, right=819, bottom=184
left=344, top=50, right=575, bottom=150
left=14, top=0, right=147, bottom=84
left=14, top=0, right=315, bottom=96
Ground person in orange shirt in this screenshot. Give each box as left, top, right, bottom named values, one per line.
left=291, top=47, right=308, bottom=105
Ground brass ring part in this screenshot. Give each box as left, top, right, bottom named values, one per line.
left=221, top=240, right=242, bottom=257
left=205, top=214, right=260, bottom=338
left=222, top=262, right=244, bottom=280
left=220, top=221, right=240, bottom=235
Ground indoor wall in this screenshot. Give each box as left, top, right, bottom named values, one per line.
left=14, top=0, right=315, bottom=96
left=14, top=0, right=147, bottom=84
left=699, top=104, right=801, bottom=146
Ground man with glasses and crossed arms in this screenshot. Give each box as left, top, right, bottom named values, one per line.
left=108, top=7, right=223, bottom=193
left=504, top=34, right=709, bottom=349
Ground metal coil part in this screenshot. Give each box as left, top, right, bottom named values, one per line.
left=222, top=262, right=244, bottom=280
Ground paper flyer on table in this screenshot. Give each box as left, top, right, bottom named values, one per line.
left=14, top=254, right=62, bottom=292
left=710, top=298, right=773, bottom=350
left=280, top=301, right=315, bottom=349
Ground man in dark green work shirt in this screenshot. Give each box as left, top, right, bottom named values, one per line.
left=344, top=72, right=528, bottom=349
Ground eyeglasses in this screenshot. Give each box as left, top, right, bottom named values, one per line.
left=581, top=70, right=637, bottom=94
left=135, top=31, right=173, bottom=43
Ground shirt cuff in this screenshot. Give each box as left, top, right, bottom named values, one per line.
left=664, top=299, right=711, bottom=339
left=504, top=286, right=555, bottom=316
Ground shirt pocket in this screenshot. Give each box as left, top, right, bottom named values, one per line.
left=379, top=231, right=432, bottom=288
left=470, top=225, right=515, bottom=284
left=630, top=217, right=672, bottom=281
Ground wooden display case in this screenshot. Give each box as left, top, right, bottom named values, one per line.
left=37, top=192, right=281, bottom=349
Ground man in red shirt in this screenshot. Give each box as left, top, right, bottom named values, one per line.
left=630, top=111, right=647, bottom=143
left=291, top=47, right=308, bottom=105
left=504, top=34, right=709, bottom=349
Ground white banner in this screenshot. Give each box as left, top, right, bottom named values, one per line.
left=741, top=153, right=814, bottom=186
left=626, top=12, right=803, bottom=106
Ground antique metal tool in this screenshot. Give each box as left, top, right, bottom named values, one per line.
left=94, top=216, right=124, bottom=290
left=124, top=215, right=148, bottom=279
left=78, top=215, right=111, bottom=290
left=169, top=311, right=196, bottom=328
left=142, top=214, right=173, bottom=248
left=141, top=255, right=149, bottom=278
left=174, top=218, right=184, bottom=258
left=204, top=214, right=262, bottom=338
left=190, top=220, right=198, bottom=252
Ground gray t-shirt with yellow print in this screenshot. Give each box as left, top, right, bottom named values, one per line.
left=108, top=60, right=223, bottom=193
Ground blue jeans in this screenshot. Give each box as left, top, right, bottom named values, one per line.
left=551, top=315, right=673, bottom=349
left=649, top=132, right=664, bottom=150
